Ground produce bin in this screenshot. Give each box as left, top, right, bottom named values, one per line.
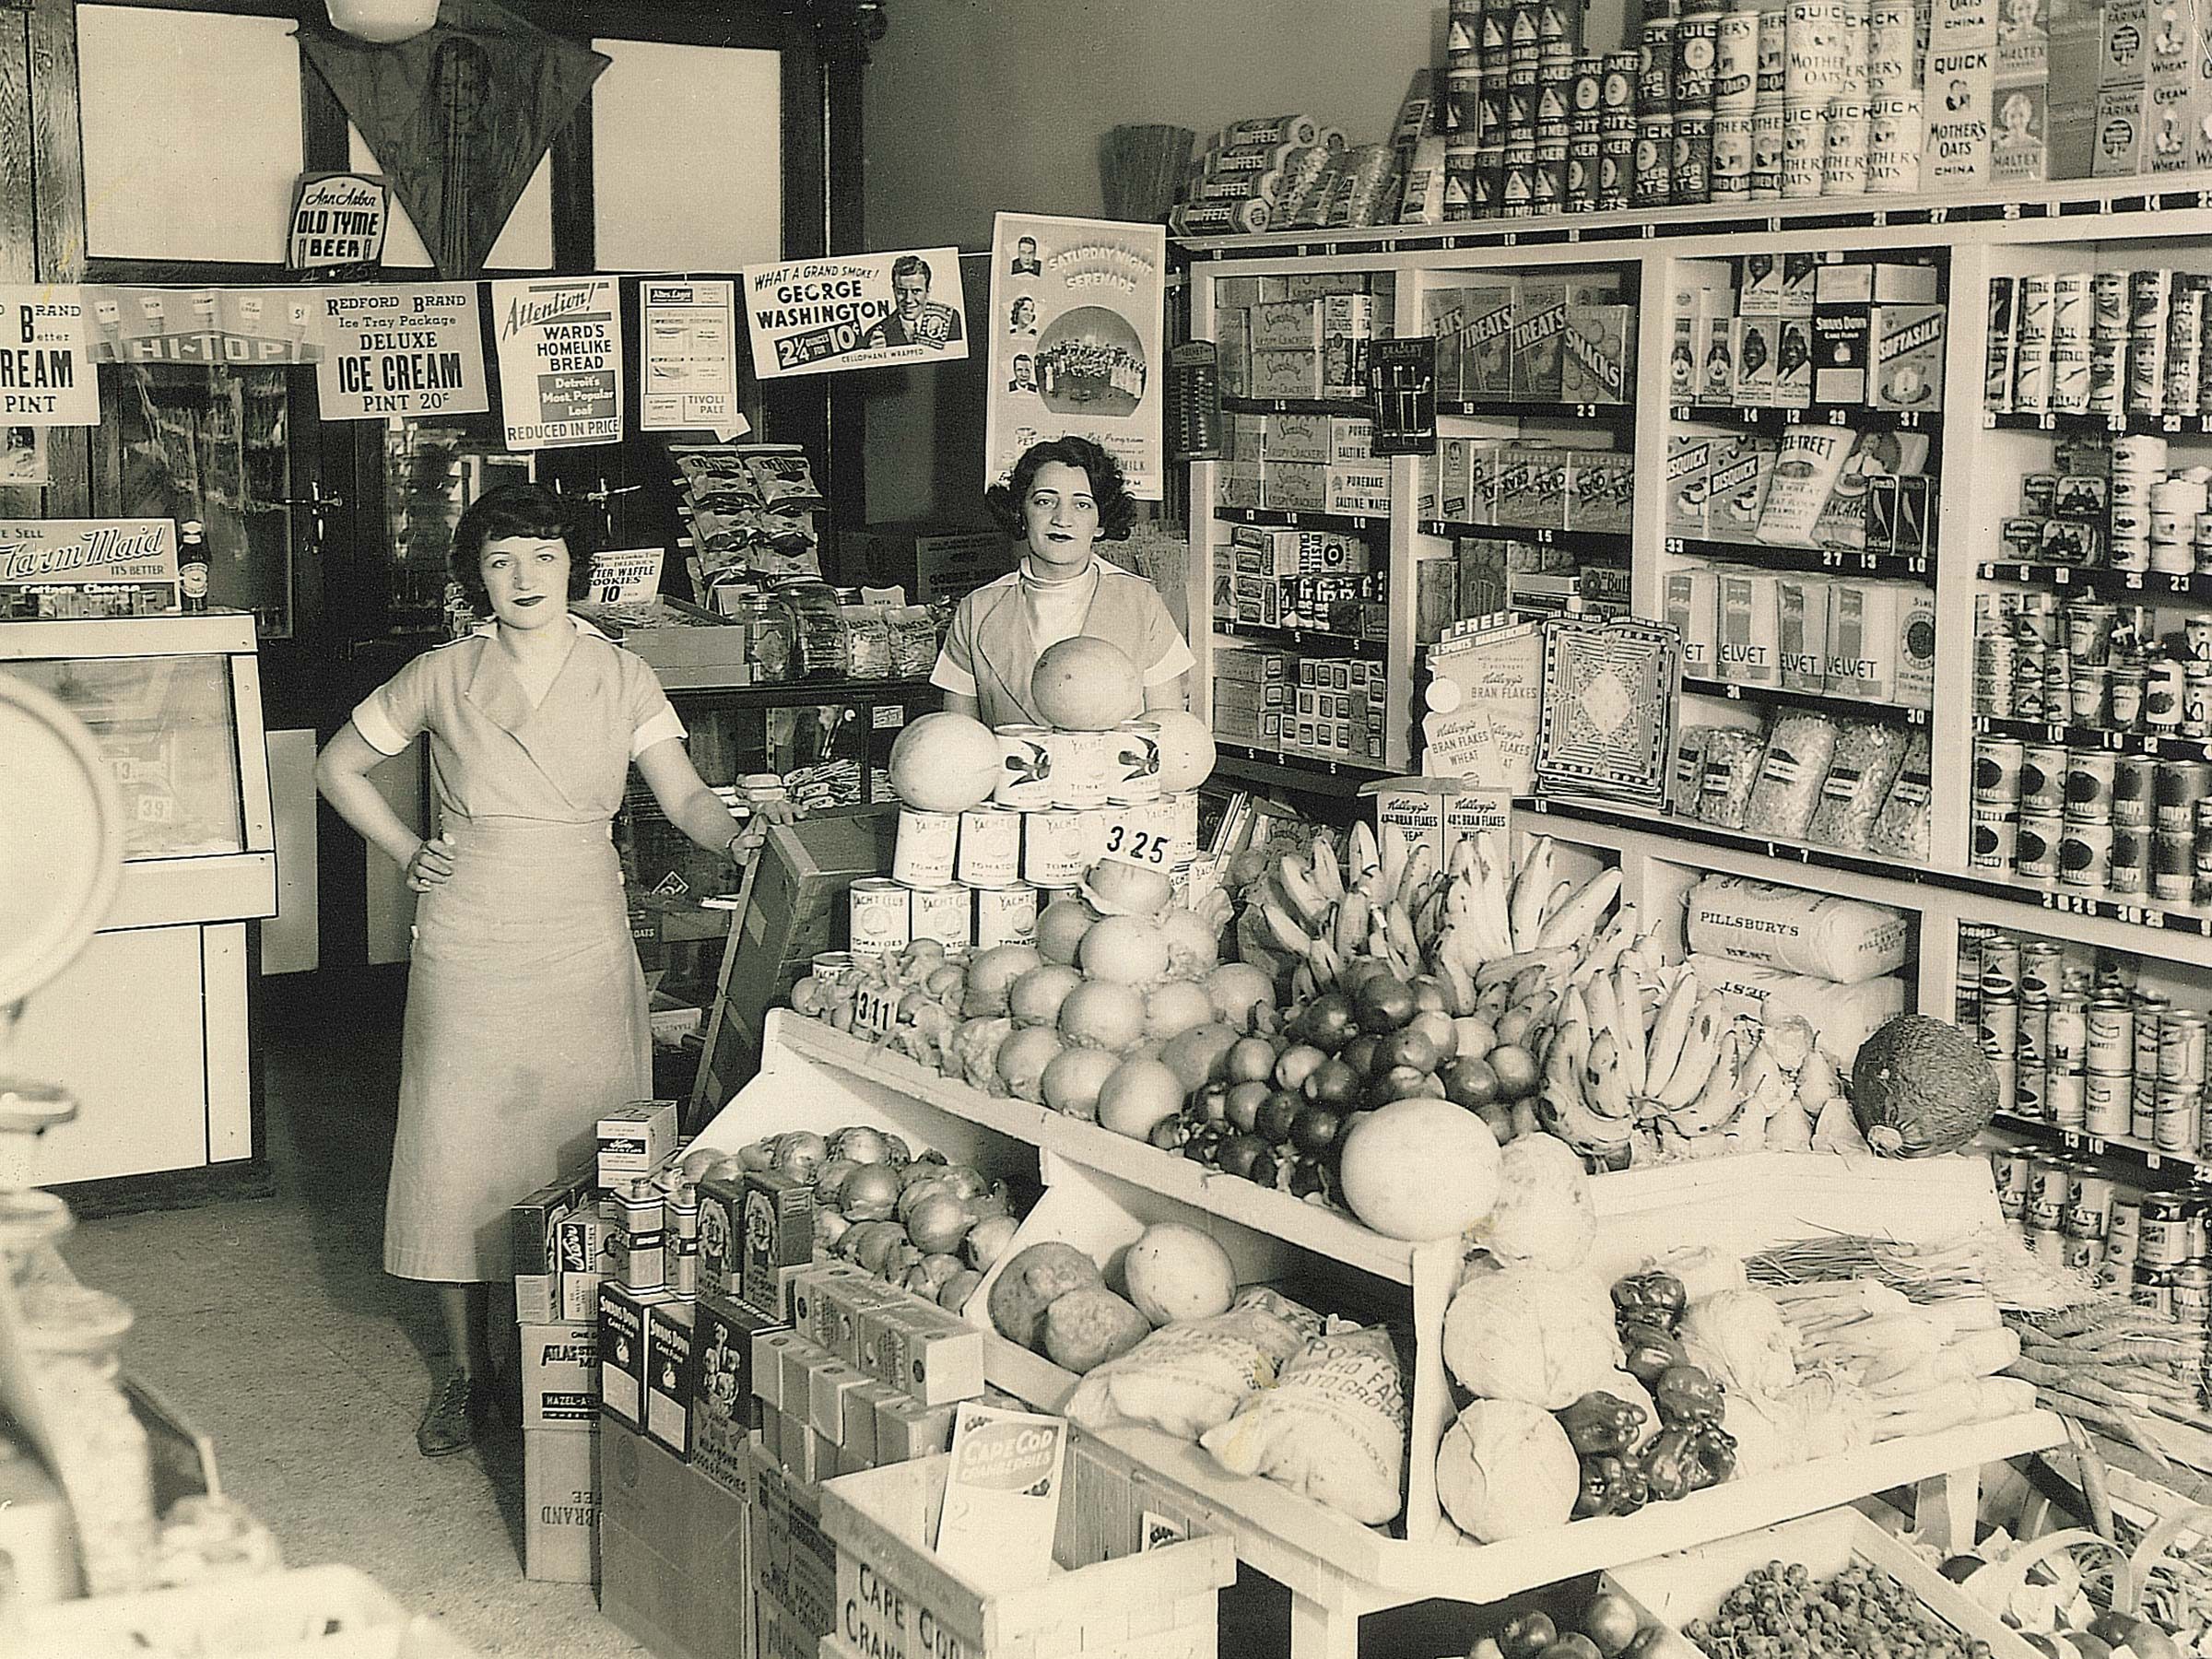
left=818, top=1448, right=1237, bottom=1659
left=1609, top=1507, right=2041, bottom=1659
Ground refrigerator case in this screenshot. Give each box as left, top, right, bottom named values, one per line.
left=0, top=612, right=275, bottom=1187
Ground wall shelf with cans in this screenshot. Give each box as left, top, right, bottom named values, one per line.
left=1672, top=403, right=1939, bottom=432
left=1994, top=1113, right=2212, bottom=1182
left=1977, top=562, right=2212, bottom=602
left=1975, top=716, right=2212, bottom=763
left=1667, top=537, right=1934, bottom=579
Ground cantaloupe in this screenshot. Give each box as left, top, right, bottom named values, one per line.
left=1148, top=709, right=1218, bottom=793
left=1337, top=1097, right=1503, bottom=1241
left=1095, top=1058, right=1185, bottom=1139
left=889, top=712, right=1005, bottom=812
left=1031, top=636, right=1142, bottom=730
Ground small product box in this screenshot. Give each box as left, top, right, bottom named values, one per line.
left=599, top=1280, right=651, bottom=1431
left=1510, top=279, right=1571, bottom=401
left=1250, top=299, right=1325, bottom=352
left=1925, top=44, right=1997, bottom=186
left=1774, top=318, right=1815, bottom=407
left=556, top=1209, right=610, bottom=1323
left=1560, top=303, right=1634, bottom=405
left=524, top=1317, right=601, bottom=1432
left=1778, top=253, right=1820, bottom=318
left=820, top=1275, right=904, bottom=1365
left=1703, top=317, right=1737, bottom=405
left=1330, top=415, right=1375, bottom=463
left=843, top=1379, right=900, bottom=1470
left=1667, top=429, right=1720, bottom=535
left=2101, top=0, right=2148, bottom=82
left=644, top=1299, right=697, bottom=1460
left=1732, top=319, right=1778, bottom=406
left=1828, top=580, right=1903, bottom=700
left=512, top=1159, right=595, bottom=1328
left=691, top=1295, right=784, bottom=1495
left=1262, top=411, right=1332, bottom=464
left=1458, top=283, right=1521, bottom=399
left=1717, top=571, right=1782, bottom=687
left=808, top=1357, right=868, bottom=1444
left=873, top=1397, right=956, bottom=1465
left=1262, top=461, right=1329, bottom=512
left=856, top=1301, right=912, bottom=1388
left=1738, top=251, right=1783, bottom=317
left=1704, top=434, right=1776, bottom=542
left=595, top=1100, right=677, bottom=1188
left=752, top=1326, right=805, bottom=1412
left=894, top=1305, right=987, bottom=1406
left=1325, top=462, right=1394, bottom=516
left=1664, top=569, right=1721, bottom=676
left=739, top=1171, right=815, bottom=1319
left=1777, top=575, right=1833, bottom=692
left=1249, top=349, right=1325, bottom=399
left=2093, top=84, right=2151, bottom=174
left=693, top=1173, right=741, bottom=1302
left=1871, top=304, right=1947, bottom=409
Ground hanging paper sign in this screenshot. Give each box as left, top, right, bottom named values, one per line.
left=312, top=284, right=488, bottom=420
left=588, top=547, right=664, bottom=606
left=985, top=212, right=1167, bottom=501
left=0, top=288, right=97, bottom=425
left=641, top=280, right=745, bottom=433
left=490, top=276, right=624, bottom=450
left=1, top=426, right=45, bottom=486
left=740, top=248, right=966, bottom=379
left=286, top=172, right=389, bottom=275
left=83, top=287, right=322, bottom=365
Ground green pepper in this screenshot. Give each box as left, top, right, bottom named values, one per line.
left=1653, top=1362, right=1725, bottom=1426
left=1559, top=1391, right=1650, bottom=1456
left=1611, top=1270, right=1688, bottom=1332
left=1639, top=1426, right=1699, bottom=1502
left=1619, top=1322, right=1689, bottom=1386
left=1687, top=1422, right=1737, bottom=1490
left=1573, top=1453, right=1631, bottom=1519
left=1610, top=1463, right=1649, bottom=1516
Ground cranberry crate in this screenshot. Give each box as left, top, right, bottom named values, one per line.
left=818, top=1439, right=1236, bottom=1659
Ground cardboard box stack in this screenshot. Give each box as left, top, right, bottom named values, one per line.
left=1434, top=436, right=1633, bottom=533
left=1424, top=274, right=1636, bottom=405
left=1210, top=524, right=1385, bottom=638
left=1212, top=642, right=1392, bottom=764
left=1665, top=566, right=1937, bottom=705
left=1213, top=272, right=1388, bottom=404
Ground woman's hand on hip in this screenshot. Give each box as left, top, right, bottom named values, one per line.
left=406, top=835, right=455, bottom=892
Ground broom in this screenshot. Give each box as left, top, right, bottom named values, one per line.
left=1100, top=124, right=1195, bottom=222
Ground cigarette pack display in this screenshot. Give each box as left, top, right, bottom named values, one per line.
left=524, top=1317, right=602, bottom=1433
left=645, top=1300, right=697, bottom=1460
left=599, top=1281, right=651, bottom=1431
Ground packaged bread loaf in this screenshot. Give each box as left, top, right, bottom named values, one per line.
left=1694, top=726, right=1767, bottom=830
left=1867, top=729, right=1931, bottom=862
left=1744, top=712, right=1840, bottom=839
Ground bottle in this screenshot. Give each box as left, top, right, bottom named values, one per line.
left=178, top=520, right=209, bottom=614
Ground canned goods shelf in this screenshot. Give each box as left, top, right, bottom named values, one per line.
left=1214, top=506, right=1389, bottom=537
left=1952, top=875, right=2212, bottom=937
left=1214, top=621, right=1388, bottom=657
left=1439, top=397, right=1636, bottom=424
left=1667, top=535, right=1933, bottom=579
left=1986, top=411, right=2212, bottom=439
left=1418, top=520, right=1633, bottom=556
left=1974, top=715, right=2212, bottom=764
left=1683, top=677, right=1932, bottom=725
left=1993, top=1112, right=2212, bottom=1181
left=1673, top=403, right=1939, bottom=432
left=1976, top=561, right=2212, bottom=602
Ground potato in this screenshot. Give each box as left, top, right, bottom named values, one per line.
left=986, top=1241, right=1102, bottom=1349
left=1043, top=1288, right=1151, bottom=1374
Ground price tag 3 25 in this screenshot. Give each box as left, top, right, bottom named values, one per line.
left=1098, top=802, right=1174, bottom=870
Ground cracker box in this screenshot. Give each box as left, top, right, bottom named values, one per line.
left=1250, top=348, right=1325, bottom=399
left=1733, top=318, right=1778, bottom=406
left=691, top=1295, right=783, bottom=1496
left=1217, top=465, right=1263, bottom=511
left=1665, top=568, right=1722, bottom=676
left=595, top=1100, right=676, bottom=1188
left=645, top=1300, right=697, bottom=1460
left=1561, top=303, right=1634, bottom=405
left=1263, top=412, right=1333, bottom=465
left=739, top=1170, right=815, bottom=1319
left=1458, top=283, right=1521, bottom=399
left=1251, top=299, right=1324, bottom=351
left=1326, top=462, right=1394, bottom=515
left=1330, top=416, right=1375, bottom=463
left=1263, top=460, right=1328, bottom=512
left=598, top=1281, right=652, bottom=1431
left=1777, top=575, right=1833, bottom=692
left=1872, top=303, right=1947, bottom=409
left=1717, top=571, right=1782, bottom=686
left=524, top=1316, right=602, bottom=1432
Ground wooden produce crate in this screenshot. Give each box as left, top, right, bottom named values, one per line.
left=819, top=1447, right=1236, bottom=1659
left=1610, top=1507, right=2041, bottom=1659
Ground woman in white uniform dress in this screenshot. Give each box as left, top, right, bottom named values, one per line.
left=316, top=484, right=794, bottom=1455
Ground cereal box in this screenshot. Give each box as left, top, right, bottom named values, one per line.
left=1561, top=303, right=1634, bottom=405
left=1459, top=283, right=1521, bottom=399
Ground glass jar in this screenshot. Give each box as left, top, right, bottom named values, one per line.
left=731, top=589, right=795, bottom=685
left=777, top=576, right=850, bottom=679
left=844, top=603, right=894, bottom=679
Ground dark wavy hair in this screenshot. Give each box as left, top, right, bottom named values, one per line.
left=984, top=436, right=1135, bottom=543
left=448, top=482, right=594, bottom=617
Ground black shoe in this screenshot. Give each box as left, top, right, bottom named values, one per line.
left=417, top=1371, right=484, bottom=1457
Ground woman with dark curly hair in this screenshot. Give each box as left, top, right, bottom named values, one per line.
left=931, top=436, right=1194, bottom=727
left=313, top=482, right=794, bottom=1457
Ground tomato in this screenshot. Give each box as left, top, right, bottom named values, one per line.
left=1298, top=990, right=1357, bottom=1053
left=1374, top=1027, right=1440, bottom=1075
left=1256, top=1088, right=1303, bottom=1144
left=1355, top=975, right=1417, bottom=1033
left=1305, top=1057, right=1363, bottom=1108
left=1444, top=1055, right=1500, bottom=1109
left=1225, top=1079, right=1271, bottom=1134
left=1582, top=1592, right=1642, bottom=1658
left=1500, top=1613, right=1557, bottom=1659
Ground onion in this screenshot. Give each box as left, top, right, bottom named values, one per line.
left=898, top=1176, right=953, bottom=1222
left=738, top=1138, right=779, bottom=1172
left=834, top=1126, right=889, bottom=1165
left=813, top=1209, right=851, bottom=1251
left=906, top=1194, right=975, bottom=1255
left=773, top=1132, right=829, bottom=1182
left=813, top=1157, right=860, bottom=1204
left=964, top=1214, right=1019, bottom=1272
left=938, top=1165, right=990, bottom=1201
left=881, top=1134, right=913, bottom=1167
left=841, top=1163, right=902, bottom=1221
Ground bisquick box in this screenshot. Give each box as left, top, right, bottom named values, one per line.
left=1703, top=433, right=1777, bottom=541
left=1667, top=427, right=1733, bottom=535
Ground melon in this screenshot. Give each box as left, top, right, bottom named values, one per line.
left=1031, top=635, right=1143, bottom=730
left=1095, top=1058, right=1186, bottom=1139
left=1157, top=907, right=1221, bottom=978
left=1148, top=709, right=1218, bottom=794
left=1205, top=961, right=1275, bottom=1031
left=1123, top=1223, right=1238, bottom=1325
left=1035, top=897, right=1100, bottom=965
left=995, top=1025, right=1066, bottom=1102
left=1336, top=1096, right=1503, bottom=1241
left=1145, top=979, right=1217, bottom=1042
left=1084, top=859, right=1174, bottom=918
left=1079, top=915, right=1172, bottom=986
left=888, top=712, right=1004, bottom=813
left=962, top=944, right=1042, bottom=1017
left=1058, top=980, right=1148, bottom=1052
left=1041, top=1046, right=1121, bottom=1118
left=1007, top=963, right=1084, bottom=1027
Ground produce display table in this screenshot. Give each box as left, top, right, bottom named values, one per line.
left=696, top=1010, right=2070, bottom=1659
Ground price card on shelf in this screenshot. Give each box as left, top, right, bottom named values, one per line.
left=1095, top=799, right=1178, bottom=873
left=852, top=980, right=900, bottom=1039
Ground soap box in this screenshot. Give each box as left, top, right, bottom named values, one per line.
left=1872, top=304, right=1947, bottom=409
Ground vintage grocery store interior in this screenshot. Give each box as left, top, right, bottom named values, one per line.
left=25, top=0, right=2212, bottom=1653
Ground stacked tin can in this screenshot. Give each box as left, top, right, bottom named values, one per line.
left=1975, top=596, right=2212, bottom=752
left=855, top=723, right=1200, bottom=959
left=1989, top=268, right=2212, bottom=426
left=1971, top=731, right=2212, bottom=905
left=1635, top=0, right=1675, bottom=207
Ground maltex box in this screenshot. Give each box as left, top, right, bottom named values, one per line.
left=523, top=1317, right=600, bottom=1432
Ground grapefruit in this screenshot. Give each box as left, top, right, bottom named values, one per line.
left=1031, top=636, right=1142, bottom=730
left=1095, top=1058, right=1186, bottom=1139
left=1084, top=860, right=1174, bottom=917
left=1159, top=1022, right=1240, bottom=1092
left=888, top=712, right=1004, bottom=813
left=962, top=944, right=1042, bottom=1017
left=1336, top=1096, right=1503, bottom=1241
left=1007, top=963, right=1083, bottom=1027
left=1157, top=907, right=1222, bottom=978
left=1123, top=1222, right=1238, bottom=1325
left=995, top=1025, right=1066, bottom=1102
left=1041, top=1046, right=1121, bottom=1117
left=1205, top=961, right=1274, bottom=1031
left=1058, top=980, right=1148, bottom=1051
left=1035, top=897, right=1100, bottom=964
left=1079, top=915, right=1172, bottom=985
left=1148, top=709, right=1218, bottom=794
left=1145, top=978, right=1217, bottom=1041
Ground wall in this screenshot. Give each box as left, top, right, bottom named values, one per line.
left=859, top=0, right=1441, bottom=524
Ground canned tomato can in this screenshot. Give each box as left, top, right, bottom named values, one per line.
left=2023, top=941, right=2065, bottom=1003
left=908, top=881, right=972, bottom=947
left=2086, top=1069, right=2133, bottom=1135
left=2048, top=1069, right=2087, bottom=1128
left=2134, top=1263, right=2178, bottom=1314
left=2065, top=749, right=2118, bottom=820
left=1045, top=728, right=1112, bottom=808
left=1975, top=736, right=2028, bottom=804
left=1981, top=934, right=2022, bottom=998
left=2145, top=1194, right=2196, bottom=1265
left=955, top=805, right=1022, bottom=888
left=2163, top=1010, right=2209, bottom=1084
left=1108, top=721, right=1163, bottom=803
left=2115, top=756, right=2158, bottom=830
left=809, top=950, right=858, bottom=985
left=892, top=807, right=961, bottom=887
left=2027, top=1156, right=2071, bottom=1230
left=974, top=881, right=1039, bottom=948
left=993, top=724, right=1055, bottom=810
left=848, top=877, right=910, bottom=959
left=2021, top=744, right=2068, bottom=814
left=2015, top=814, right=2064, bottom=880
left=1993, top=1147, right=2033, bottom=1219
left=2088, top=998, right=2136, bottom=1072
left=2059, top=818, right=2114, bottom=888
left=2156, top=831, right=2198, bottom=902
left=1022, top=806, right=1090, bottom=888
left=1164, top=790, right=1201, bottom=866
left=2112, top=1194, right=2144, bottom=1250
left=1971, top=805, right=2018, bottom=869
left=2047, top=994, right=2089, bottom=1069
left=1981, top=994, right=2020, bottom=1057
left=2173, top=1262, right=2212, bottom=1330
